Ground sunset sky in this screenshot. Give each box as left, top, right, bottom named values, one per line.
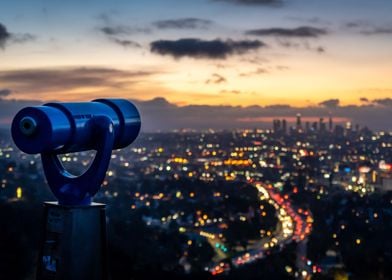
left=0, top=0, right=391, bottom=130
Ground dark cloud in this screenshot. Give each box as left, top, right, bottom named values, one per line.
left=96, top=11, right=119, bottom=24
left=372, top=98, right=392, bottom=107
left=319, top=99, right=340, bottom=108
left=276, top=39, right=301, bottom=48
left=11, top=33, right=36, bottom=44
left=98, top=25, right=145, bottom=48
left=360, top=27, right=392, bottom=35
left=206, top=73, right=227, bottom=84
left=100, top=26, right=129, bottom=36
left=276, top=38, right=326, bottom=53
left=153, top=18, right=213, bottom=30
left=345, top=20, right=368, bottom=29
left=246, top=26, right=328, bottom=37
left=111, top=38, right=141, bottom=48
left=150, top=38, right=266, bottom=59
left=214, top=0, right=283, bottom=6
left=99, top=25, right=150, bottom=36
left=345, top=21, right=392, bottom=35
left=0, top=67, right=157, bottom=93
left=220, top=89, right=241, bottom=94
left=0, top=23, right=35, bottom=48
left=239, top=67, right=269, bottom=77
left=0, top=88, right=12, bottom=97
left=287, top=17, right=331, bottom=26
left=276, top=65, right=290, bottom=71
left=265, top=104, right=291, bottom=109
left=360, top=97, right=369, bottom=103
left=0, top=23, right=11, bottom=48
left=241, top=56, right=269, bottom=65
left=141, top=97, right=176, bottom=108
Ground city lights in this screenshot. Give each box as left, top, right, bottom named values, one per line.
left=1, top=120, right=391, bottom=279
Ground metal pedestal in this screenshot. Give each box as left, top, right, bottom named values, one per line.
left=37, top=202, right=108, bottom=280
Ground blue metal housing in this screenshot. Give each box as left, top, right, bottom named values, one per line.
left=11, top=99, right=141, bottom=205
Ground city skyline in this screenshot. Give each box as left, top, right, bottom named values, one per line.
left=0, top=97, right=390, bottom=131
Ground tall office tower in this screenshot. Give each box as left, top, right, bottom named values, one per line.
left=312, top=121, right=318, bottom=131
left=305, top=121, right=310, bottom=133
left=334, top=125, right=344, bottom=138
left=296, top=113, right=302, bottom=130
left=273, top=119, right=281, bottom=133
left=329, top=115, right=333, bottom=132
left=319, top=117, right=326, bottom=133
left=345, top=121, right=352, bottom=135
left=282, top=119, right=287, bottom=135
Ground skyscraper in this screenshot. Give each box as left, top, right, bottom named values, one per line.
left=320, top=117, right=326, bottom=133
left=273, top=119, right=281, bottom=133
left=282, top=119, right=287, bottom=135
left=312, top=121, right=318, bottom=131
left=296, top=113, right=302, bottom=130
left=305, top=121, right=310, bottom=133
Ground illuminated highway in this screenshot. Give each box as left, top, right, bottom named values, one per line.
left=204, top=181, right=314, bottom=277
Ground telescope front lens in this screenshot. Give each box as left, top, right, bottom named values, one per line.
left=20, top=116, right=37, bottom=136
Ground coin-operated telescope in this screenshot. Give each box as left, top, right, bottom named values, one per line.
left=12, top=98, right=140, bottom=205
left=11, top=99, right=141, bottom=280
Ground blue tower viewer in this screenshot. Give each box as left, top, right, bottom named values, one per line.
left=11, top=98, right=141, bottom=205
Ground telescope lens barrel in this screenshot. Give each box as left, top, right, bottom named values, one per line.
left=11, top=99, right=141, bottom=154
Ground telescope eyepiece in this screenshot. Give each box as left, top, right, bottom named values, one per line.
left=19, top=116, right=37, bottom=136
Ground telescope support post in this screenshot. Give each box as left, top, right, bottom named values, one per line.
left=36, top=202, right=108, bottom=280
left=41, top=116, right=115, bottom=206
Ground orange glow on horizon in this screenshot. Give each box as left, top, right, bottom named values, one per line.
left=238, top=116, right=351, bottom=123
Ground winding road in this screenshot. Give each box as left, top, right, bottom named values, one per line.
left=204, top=181, right=313, bottom=277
